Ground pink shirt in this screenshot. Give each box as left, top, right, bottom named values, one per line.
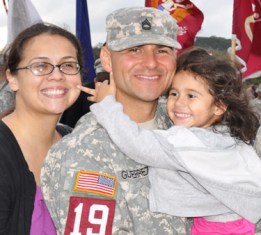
left=192, top=217, right=255, bottom=235
left=30, top=186, right=57, bottom=235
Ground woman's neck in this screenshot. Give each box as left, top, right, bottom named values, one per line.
left=3, top=110, right=61, bottom=185
left=3, top=110, right=60, bottom=141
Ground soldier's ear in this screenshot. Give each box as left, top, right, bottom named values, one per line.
left=100, top=46, right=112, bottom=72
left=6, top=69, right=19, bottom=91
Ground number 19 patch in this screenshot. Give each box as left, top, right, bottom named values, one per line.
left=64, top=196, right=116, bottom=235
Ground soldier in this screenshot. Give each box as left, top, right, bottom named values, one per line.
left=41, top=7, right=190, bottom=235
left=255, top=126, right=261, bottom=157
left=251, top=84, right=261, bottom=124
left=0, top=82, right=15, bottom=119
left=0, top=54, right=15, bottom=118
left=94, top=58, right=109, bottom=83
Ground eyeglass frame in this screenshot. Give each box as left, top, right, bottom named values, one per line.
left=14, top=61, right=81, bottom=76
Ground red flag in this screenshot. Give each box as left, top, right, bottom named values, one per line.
left=232, top=0, right=261, bottom=79
left=145, top=0, right=204, bottom=53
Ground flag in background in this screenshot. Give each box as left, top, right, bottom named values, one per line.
left=145, top=0, right=204, bottom=53
left=232, top=0, right=261, bottom=80
left=7, top=0, right=42, bottom=46
left=76, top=0, right=95, bottom=84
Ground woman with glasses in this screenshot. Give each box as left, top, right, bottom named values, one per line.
left=0, top=23, right=83, bottom=234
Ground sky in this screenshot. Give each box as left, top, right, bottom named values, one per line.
left=0, top=0, right=233, bottom=50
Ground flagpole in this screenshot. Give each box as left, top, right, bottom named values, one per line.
left=3, top=0, right=8, bottom=13
left=231, top=34, right=236, bottom=62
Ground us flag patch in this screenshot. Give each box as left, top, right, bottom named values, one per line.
left=74, top=171, right=117, bottom=197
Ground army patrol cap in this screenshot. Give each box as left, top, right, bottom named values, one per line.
left=94, top=58, right=106, bottom=74
left=256, top=84, right=261, bottom=93
left=106, top=7, right=181, bottom=51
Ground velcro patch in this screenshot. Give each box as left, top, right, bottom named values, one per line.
left=64, top=196, right=116, bottom=235
left=73, top=171, right=117, bottom=198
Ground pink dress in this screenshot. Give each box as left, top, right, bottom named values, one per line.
left=30, top=186, right=57, bottom=235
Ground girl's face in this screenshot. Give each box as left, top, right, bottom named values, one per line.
left=167, top=70, right=226, bottom=128
left=7, top=33, right=81, bottom=115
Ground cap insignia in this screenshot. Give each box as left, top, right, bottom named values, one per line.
left=142, top=18, right=151, bottom=30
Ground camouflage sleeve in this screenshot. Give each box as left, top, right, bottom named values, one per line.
left=0, top=83, right=15, bottom=114
left=41, top=114, right=106, bottom=234
left=255, top=126, right=261, bottom=158
left=256, top=220, right=261, bottom=234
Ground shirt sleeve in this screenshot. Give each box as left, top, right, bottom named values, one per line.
left=90, top=96, right=188, bottom=171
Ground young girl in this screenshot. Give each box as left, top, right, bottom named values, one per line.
left=81, top=48, right=261, bottom=234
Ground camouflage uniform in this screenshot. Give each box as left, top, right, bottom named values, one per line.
left=251, top=98, right=261, bottom=124
left=257, top=222, right=261, bottom=234
left=0, top=81, right=15, bottom=115
left=41, top=101, right=190, bottom=235
left=255, top=126, right=261, bottom=158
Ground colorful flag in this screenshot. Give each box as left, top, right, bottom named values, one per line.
left=7, top=0, right=42, bottom=45
left=231, top=0, right=261, bottom=79
left=145, top=0, right=204, bottom=53
left=74, top=171, right=117, bottom=197
left=76, top=0, right=96, bottom=84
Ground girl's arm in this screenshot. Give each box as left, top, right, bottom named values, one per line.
left=80, top=74, right=184, bottom=170
left=91, top=98, right=185, bottom=170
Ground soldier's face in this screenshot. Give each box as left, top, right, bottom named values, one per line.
left=101, top=44, right=176, bottom=104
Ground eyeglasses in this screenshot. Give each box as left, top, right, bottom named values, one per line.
left=14, top=62, right=81, bottom=76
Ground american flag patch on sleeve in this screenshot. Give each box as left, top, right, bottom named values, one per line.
left=73, top=171, right=117, bottom=198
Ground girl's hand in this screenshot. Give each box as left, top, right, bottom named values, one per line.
left=77, top=72, right=116, bottom=103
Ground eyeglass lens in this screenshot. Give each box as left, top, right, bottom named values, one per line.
left=30, top=62, right=80, bottom=75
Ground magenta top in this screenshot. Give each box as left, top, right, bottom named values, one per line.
left=30, top=186, right=57, bottom=235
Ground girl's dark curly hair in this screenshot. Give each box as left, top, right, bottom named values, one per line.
left=176, top=47, right=259, bottom=143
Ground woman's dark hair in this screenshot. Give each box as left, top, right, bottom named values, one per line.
left=176, top=47, right=259, bottom=143
left=4, top=22, right=84, bottom=77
